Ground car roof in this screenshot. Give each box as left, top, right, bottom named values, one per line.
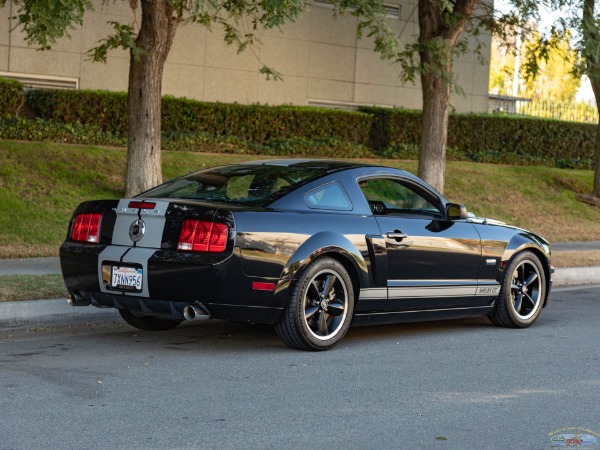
left=240, top=158, right=377, bottom=170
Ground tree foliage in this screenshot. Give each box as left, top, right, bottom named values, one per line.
left=3, top=0, right=305, bottom=196
left=331, top=0, right=545, bottom=193
left=490, top=31, right=581, bottom=101
left=515, top=0, right=600, bottom=196
left=0, top=0, right=92, bottom=49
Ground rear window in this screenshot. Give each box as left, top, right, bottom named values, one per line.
left=141, top=164, right=333, bottom=206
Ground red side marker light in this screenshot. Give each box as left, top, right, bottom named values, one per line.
left=72, top=213, right=102, bottom=244
left=128, top=201, right=156, bottom=210
left=252, top=282, right=277, bottom=291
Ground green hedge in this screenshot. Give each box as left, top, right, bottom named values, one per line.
left=26, top=89, right=372, bottom=145
left=2, top=85, right=598, bottom=168
left=162, top=98, right=372, bottom=144
left=0, top=118, right=373, bottom=158
left=363, top=107, right=597, bottom=168
left=0, top=77, right=25, bottom=119
left=447, top=113, right=596, bottom=165
left=359, top=107, right=422, bottom=150
left=0, top=117, right=127, bottom=146
left=26, top=89, right=128, bottom=133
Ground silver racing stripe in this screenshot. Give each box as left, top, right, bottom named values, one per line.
left=359, top=280, right=501, bottom=300
left=98, top=247, right=157, bottom=297
left=388, top=285, right=478, bottom=299
left=389, top=279, right=478, bottom=299
left=111, top=199, right=169, bottom=248
left=98, top=246, right=130, bottom=294
left=98, top=198, right=170, bottom=297
left=388, top=279, right=480, bottom=287
left=359, top=287, right=387, bottom=300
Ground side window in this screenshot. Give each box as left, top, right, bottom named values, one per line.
left=360, top=178, right=441, bottom=216
left=304, top=182, right=352, bottom=211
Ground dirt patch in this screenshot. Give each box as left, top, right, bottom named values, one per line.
left=552, top=250, right=600, bottom=268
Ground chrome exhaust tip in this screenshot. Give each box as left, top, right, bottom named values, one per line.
left=67, top=291, right=90, bottom=306
left=183, top=303, right=211, bottom=321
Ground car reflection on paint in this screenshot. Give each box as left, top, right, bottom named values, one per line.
left=60, top=159, right=553, bottom=351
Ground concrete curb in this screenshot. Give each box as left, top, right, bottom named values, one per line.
left=553, top=266, right=600, bottom=286
left=0, top=266, right=598, bottom=329
left=0, top=257, right=61, bottom=276
left=0, top=298, right=119, bottom=329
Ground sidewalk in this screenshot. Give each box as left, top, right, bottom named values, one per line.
left=0, top=257, right=61, bottom=276
left=1, top=248, right=599, bottom=329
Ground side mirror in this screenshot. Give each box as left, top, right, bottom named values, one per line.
left=446, top=203, right=468, bottom=220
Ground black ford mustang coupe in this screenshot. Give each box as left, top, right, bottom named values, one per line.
left=60, top=159, right=552, bottom=350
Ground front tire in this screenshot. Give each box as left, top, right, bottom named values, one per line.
left=489, top=251, right=546, bottom=328
left=275, top=257, right=354, bottom=351
left=118, top=309, right=182, bottom=331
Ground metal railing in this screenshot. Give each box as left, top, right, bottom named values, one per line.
left=489, top=93, right=598, bottom=124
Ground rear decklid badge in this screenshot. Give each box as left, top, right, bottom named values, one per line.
left=129, top=219, right=146, bottom=242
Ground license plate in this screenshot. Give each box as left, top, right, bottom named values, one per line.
left=111, top=266, right=143, bottom=292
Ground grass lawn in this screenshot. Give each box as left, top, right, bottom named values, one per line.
left=2, top=139, right=600, bottom=260
left=0, top=274, right=67, bottom=301
left=2, top=139, right=600, bottom=301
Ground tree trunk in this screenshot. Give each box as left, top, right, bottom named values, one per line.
left=418, top=53, right=452, bottom=193
left=591, top=81, right=600, bottom=197
left=583, top=0, right=600, bottom=197
left=125, top=0, right=178, bottom=198
left=416, top=0, right=476, bottom=194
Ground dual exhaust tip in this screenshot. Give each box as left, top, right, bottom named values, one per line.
left=68, top=291, right=90, bottom=306
left=69, top=291, right=210, bottom=322
left=183, top=303, right=211, bottom=321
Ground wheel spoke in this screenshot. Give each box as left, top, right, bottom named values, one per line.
left=327, top=301, right=345, bottom=317
left=318, top=311, right=329, bottom=336
left=305, top=305, right=319, bottom=321
left=523, top=292, right=537, bottom=308
left=308, top=281, right=320, bottom=300
left=513, top=293, right=523, bottom=313
left=519, top=264, right=526, bottom=282
left=511, top=282, right=520, bottom=293
left=524, top=272, right=538, bottom=287
left=329, top=315, right=343, bottom=333
left=321, top=275, right=336, bottom=297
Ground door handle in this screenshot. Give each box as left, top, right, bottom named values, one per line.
left=386, top=231, right=408, bottom=241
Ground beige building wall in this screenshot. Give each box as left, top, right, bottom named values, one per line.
left=0, top=0, right=491, bottom=113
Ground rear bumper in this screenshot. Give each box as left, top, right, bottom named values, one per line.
left=60, top=242, right=288, bottom=324
left=70, top=290, right=283, bottom=324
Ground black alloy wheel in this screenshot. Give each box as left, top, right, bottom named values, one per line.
left=489, top=251, right=546, bottom=328
left=275, top=257, right=354, bottom=351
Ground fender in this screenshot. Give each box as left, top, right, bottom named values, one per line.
left=497, top=231, right=553, bottom=304
left=280, top=231, right=370, bottom=292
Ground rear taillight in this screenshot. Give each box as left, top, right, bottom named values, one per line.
left=177, top=219, right=228, bottom=253
left=71, top=213, right=102, bottom=244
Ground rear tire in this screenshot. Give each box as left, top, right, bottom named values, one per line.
left=275, top=257, right=354, bottom=351
left=489, top=251, right=546, bottom=328
left=118, top=309, right=182, bottom=331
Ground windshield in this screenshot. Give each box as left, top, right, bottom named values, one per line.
left=141, top=163, right=335, bottom=206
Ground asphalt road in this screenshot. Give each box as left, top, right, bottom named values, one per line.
left=1, top=286, right=599, bottom=450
